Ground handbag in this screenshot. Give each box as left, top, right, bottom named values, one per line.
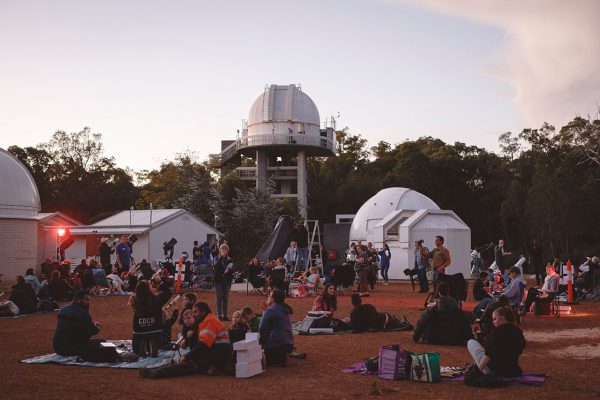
left=410, top=352, right=441, bottom=383
left=378, top=344, right=411, bottom=380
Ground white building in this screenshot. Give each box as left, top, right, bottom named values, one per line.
left=61, top=209, right=221, bottom=266
left=349, top=187, right=471, bottom=280
left=0, top=148, right=41, bottom=279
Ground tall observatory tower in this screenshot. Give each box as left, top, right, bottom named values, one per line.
left=213, top=84, right=337, bottom=219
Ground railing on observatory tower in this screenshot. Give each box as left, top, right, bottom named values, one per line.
left=215, top=129, right=336, bottom=166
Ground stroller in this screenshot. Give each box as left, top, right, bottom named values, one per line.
left=332, top=263, right=356, bottom=294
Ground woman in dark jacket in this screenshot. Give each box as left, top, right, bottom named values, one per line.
left=129, top=280, right=163, bottom=357
left=259, top=289, right=294, bottom=366
left=10, top=276, right=37, bottom=314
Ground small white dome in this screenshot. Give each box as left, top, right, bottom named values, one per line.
left=0, top=147, right=40, bottom=219
left=247, top=84, right=320, bottom=134
left=350, top=187, right=439, bottom=241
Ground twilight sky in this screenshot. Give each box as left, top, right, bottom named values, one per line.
left=1, top=0, right=598, bottom=171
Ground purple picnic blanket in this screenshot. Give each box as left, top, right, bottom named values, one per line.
left=342, top=362, right=546, bottom=386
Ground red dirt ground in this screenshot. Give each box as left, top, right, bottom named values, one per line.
left=1, top=281, right=599, bottom=400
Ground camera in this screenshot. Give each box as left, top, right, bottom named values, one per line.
left=403, top=267, right=418, bottom=277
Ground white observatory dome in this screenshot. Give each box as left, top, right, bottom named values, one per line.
left=0, top=147, right=41, bottom=219
left=247, top=84, right=321, bottom=137
left=349, top=187, right=439, bottom=241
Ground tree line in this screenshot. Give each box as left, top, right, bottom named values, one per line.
left=8, top=116, right=600, bottom=265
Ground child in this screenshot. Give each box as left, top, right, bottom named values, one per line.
left=229, top=310, right=248, bottom=343
left=241, top=306, right=262, bottom=332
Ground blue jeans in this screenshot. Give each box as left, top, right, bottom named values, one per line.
left=297, top=247, right=309, bottom=269
left=467, top=339, right=493, bottom=375
left=417, top=268, right=429, bottom=292
left=380, top=264, right=390, bottom=282
left=214, top=281, right=231, bottom=318
left=473, top=297, right=495, bottom=317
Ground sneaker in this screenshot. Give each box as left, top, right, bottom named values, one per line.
left=217, top=315, right=223, bottom=321
left=289, top=351, right=307, bottom=359
left=383, top=282, right=389, bottom=286
left=138, top=339, right=148, bottom=357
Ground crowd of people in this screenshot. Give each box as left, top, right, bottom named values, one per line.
left=3, top=231, right=599, bottom=384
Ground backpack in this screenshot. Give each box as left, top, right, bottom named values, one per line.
left=40, top=298, right=59, bottom=312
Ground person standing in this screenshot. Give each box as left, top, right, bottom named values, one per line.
left=414, top=239, right=429, bottom=293
left=212, top=244, right=234, bottom=321
left=294, top=222, right=309, bottom=271
left=378, top=243, right=392, bottom=286
left=192, top=240, right=202, bottom=263
left=529, top=239, right=544, bottom=286
left=99, top=238, right=114, bottom=270
left=115, top=235, right=132, bottom=273
left=494, top=240, right=512, bottom=276
left=428, top=236, right=451, bottom=290
left=284, top=241, right=298, bottom=271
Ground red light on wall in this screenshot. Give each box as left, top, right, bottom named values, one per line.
left=57, top=228, right=66, bottom=237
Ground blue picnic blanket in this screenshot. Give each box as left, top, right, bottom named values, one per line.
left=21, top=340, right=189, bottom=369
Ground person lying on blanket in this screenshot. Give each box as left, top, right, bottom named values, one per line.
left=467, top=306, right=526, bottom=377
left=139, top=302, right=232, bottom=379
left=347, top=293, right=410, bottom=332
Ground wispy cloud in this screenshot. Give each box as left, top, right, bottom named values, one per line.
left=388, top=0, right=600, bottom=128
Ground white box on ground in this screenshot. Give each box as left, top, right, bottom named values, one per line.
left=245, top=332, right=259, bottom=341
left=233, top=338, right=259, bottom=351
left=236, top=364, right=264, bottom=378
left=236, top=347, right=263, bottom=362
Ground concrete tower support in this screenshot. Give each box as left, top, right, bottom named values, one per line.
left=256, top=149, right=268, bottom=192
left=297, top=150, right=308, bottom=219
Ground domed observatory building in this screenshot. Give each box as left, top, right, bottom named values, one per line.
left=350, top=187, right=471, bottom=280
left=0, top=148, right=41, bottom=278
left=212, top=84, right=336, bottom=218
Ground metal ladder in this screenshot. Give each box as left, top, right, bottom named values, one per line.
left=306, top=220, right=323, bottom=276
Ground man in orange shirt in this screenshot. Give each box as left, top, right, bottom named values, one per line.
left=140, top=302, right=232, bottom=379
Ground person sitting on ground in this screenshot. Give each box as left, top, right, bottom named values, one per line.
left=521, top=265, right=560, bottom=317
left=129, top=280, right=163, bottom=357
left=467, top=306, right=526, bottom=377
left=177, top=309, right=197, bottom=350
left=475, top=295, right=509, bottom=340
left=229, top=310, right=248, bottom=344
left=139, top=302, right=232, bottom=379
left=25, top=268, right=44, bottom=296
left=81, top=263, right=94, bottom=290
left=106, top=267, right=126, bottom=293
left=270, top=258, right=289, bottom=293
left=53, top=290, right=102, bottom=357
left=413, top=282, right=471, bottom=345
left=59, top=260, right=71, bottom=279
left=90, top=260, right=109, bottom=287
left=177, top=292, right=197, bottom=325
left=247, top=258, right=269, bottom=292
left=348, top=293, right=410, bottom=333
left=137, top=258, right=154, bottom=281
left=241, top=306, right=261, bottom=332
left=312, top=283, right=337, bottom=317
left=9, top=276, right=38, bottom=314
left=73, top=259, right=87, bottom=277
left=473, top=271, right=492, bottom=301
left=305, top=266, right=321, bottom=291
left=47, top=270, right=74, bottom=301
left=150, top=273, right=172, bottom=307
left=475, top=266, right=525, bottom=313
left=259, top=289, right=295, bottom=366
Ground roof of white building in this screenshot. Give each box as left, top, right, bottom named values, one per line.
left=64, top=209, right=222, bottom=235
left=349, top=187, right=440, bottom=241
left=0, top=147, right=40, bottom=219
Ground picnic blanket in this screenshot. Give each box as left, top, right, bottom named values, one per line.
left=342, top=362, right=546, bottom=386
left=292, top=321, right=413, bottom=335
left=0, top=310, right=58, bottom=319
left=21, top=340, right=188, bottom=369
